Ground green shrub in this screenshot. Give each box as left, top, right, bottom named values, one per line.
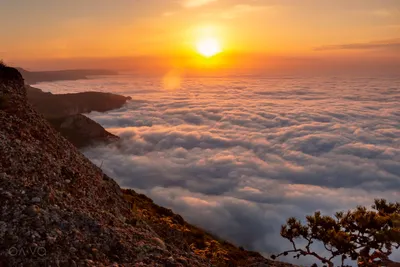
left=272, top=199, right=400, bottom=267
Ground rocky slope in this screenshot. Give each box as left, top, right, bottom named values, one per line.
left=18, top=68, right=118, bottom=85
left=0, top=66, right=295, bottom=267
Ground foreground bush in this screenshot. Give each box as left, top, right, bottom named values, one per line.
left=272, top=199, right=400, bottom=267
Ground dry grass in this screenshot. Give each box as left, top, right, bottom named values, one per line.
left=122, top=188, right=265, bottom=266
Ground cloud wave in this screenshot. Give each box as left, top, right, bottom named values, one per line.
left=37, top=75, right=400, bottom=264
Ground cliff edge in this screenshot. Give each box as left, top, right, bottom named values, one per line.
left=26, top=85, right=129, bottom=148
left=0, top=66, right=294, bottom=267
left=26, top=85, right=131, bottom=118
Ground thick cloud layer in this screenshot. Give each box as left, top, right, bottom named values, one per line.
left=37, top=75, right=400, bottom=264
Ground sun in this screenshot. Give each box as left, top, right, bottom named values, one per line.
left=196, top=38, right=222, bottom=58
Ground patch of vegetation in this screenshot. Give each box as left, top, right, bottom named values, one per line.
left=0, top=59, right=6, bottom=68
left=122, top=189, right=262, bottom=266
left=272, top=199, right=400, bottom=267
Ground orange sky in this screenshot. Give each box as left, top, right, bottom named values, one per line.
left=1, top=0, right=399, bottom=73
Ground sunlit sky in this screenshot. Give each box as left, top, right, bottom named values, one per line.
left=0, top=0, right=399, bottom=73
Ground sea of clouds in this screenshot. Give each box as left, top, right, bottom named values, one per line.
left=36, top=74, right=400, bottom=264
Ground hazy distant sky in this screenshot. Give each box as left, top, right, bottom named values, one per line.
left=1, top=0, right=399, bottom=72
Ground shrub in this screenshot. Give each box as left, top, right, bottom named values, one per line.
left=272, top=199, right=400, bottom=267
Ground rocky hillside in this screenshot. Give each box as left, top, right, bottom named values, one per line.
left=0, top=66, right=295, bottom=267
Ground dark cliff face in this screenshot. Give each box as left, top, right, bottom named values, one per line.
left=0, top=67, right=294, bottom=267
left=26, top=86, right=131, bottom=118
left=48, top=114, right=119, bottom=149
left=26, top=86, right=129, bottom=148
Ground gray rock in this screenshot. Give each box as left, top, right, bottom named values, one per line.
left=31, top=197, right=41, bottom=203
left=152, top=237, right=167, bottom=250
left=70, top=247, right=77, bottom=254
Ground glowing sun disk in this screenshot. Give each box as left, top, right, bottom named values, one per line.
left=196, top=38, right=221, bottom=58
